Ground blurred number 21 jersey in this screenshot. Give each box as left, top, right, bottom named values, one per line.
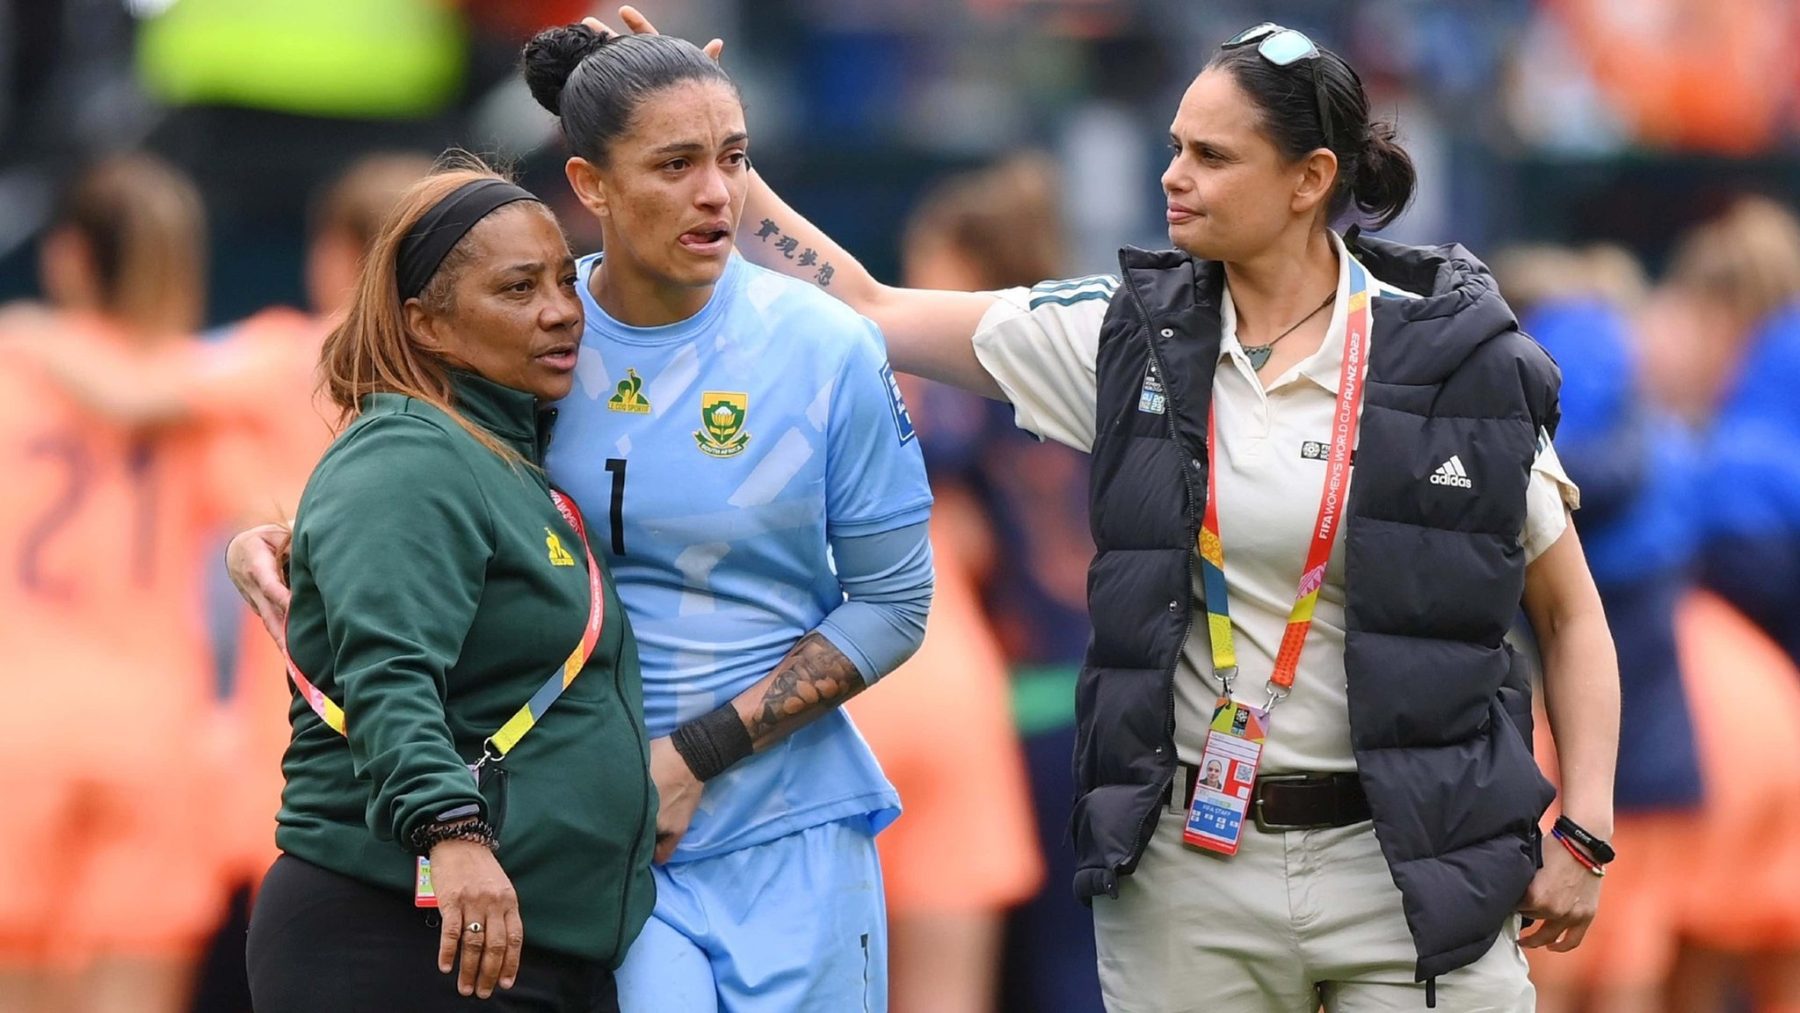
left=549, top=254, right=932, bottom=862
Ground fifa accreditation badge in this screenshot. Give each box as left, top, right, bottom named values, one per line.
left=694, top=391, right=752, bottom=457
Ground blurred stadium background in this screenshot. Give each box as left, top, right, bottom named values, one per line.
left=4, top=1, right=1800, bottom=1011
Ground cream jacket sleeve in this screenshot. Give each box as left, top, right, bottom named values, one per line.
left=969, top=277, right=1117, bottom=453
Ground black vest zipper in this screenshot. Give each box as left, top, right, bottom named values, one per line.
left=1121, top=274, right=1197, bottom=878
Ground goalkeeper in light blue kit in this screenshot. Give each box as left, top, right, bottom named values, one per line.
left=525, top=25, right=931, bottom=1013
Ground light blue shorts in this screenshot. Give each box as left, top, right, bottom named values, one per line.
left=615, top=817, right=887, bottom=1012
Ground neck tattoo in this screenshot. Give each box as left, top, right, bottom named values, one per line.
left=1241, top=290, right=1336, bottom=372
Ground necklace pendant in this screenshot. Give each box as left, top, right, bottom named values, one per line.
left=1243, top=344, right=1273, bottom=371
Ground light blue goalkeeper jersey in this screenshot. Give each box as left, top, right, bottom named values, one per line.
left=546, top=253, right=932, bottom=862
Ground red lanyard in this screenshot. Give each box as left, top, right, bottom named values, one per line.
left=1197, top=261, right=1372, bottom=706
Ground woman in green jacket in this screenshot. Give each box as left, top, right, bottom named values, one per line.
left=244, top=161, right=655, bottom=1011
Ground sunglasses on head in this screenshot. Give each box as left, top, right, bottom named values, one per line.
left=1221, top=22, right=1335, bottom=152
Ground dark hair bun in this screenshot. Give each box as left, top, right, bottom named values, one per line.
left=522, top=23, right=611, bottom=116
left=1352, top=120, right=1417, bottom=230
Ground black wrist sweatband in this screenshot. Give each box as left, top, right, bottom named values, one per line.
left=670, top=704, right=755, bottom=782
left=1553, top=815, right=1616, bottom=865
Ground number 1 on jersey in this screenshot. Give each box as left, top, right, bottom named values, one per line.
left=604, top=458, right=627, bottom=556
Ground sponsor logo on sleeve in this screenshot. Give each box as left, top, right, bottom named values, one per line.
left=880, top=363, right=917, bottom=443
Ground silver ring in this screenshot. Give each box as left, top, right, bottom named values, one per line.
left=466, top=921, right=484, bottom=934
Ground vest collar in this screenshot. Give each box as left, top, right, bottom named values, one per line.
left=1117, top=235, right=1524, bottom=387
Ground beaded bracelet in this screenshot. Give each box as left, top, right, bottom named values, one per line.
left=410, top=817, right=500, bottom=856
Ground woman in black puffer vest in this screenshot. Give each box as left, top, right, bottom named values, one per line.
left=718, top=17, right=1620, bottom=1010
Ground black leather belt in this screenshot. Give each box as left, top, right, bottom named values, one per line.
left=1172, top=764, right=1370, bottom=833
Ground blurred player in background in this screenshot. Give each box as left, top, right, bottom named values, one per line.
left=1641, top=200, right=1800, bottom=1013
left=11, top=152, right=438, bottom=896
left=0, top=155, right=228, bottom=1013
left=214, top=152, right=437, bottom=888
left=1497, top=246, right=1706, bottom=1013
left=1496, top=230, right=1800, bottom=1013
left=1663, top=595, right=1800, bottom=1013
left=1646, top=197, right=1800, bottom=672
left=894, top=153, right=1103, bottom=1013
left=842, top=524, right=1041, bottom=1013
left=837, top=156, right=1062, bottom=1013
left=10, top=152, right=434, bottom=516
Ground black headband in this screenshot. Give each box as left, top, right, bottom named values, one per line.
left=396, top=178, right=540, bottom=300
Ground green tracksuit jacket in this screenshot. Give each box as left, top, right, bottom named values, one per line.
left=277, top=370, right=655, bottom=966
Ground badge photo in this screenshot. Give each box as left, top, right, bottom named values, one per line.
left=1184, top=697, right=1270, bottom=857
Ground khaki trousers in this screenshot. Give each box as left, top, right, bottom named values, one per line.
left=1093, top=800, right=1534, bottom=1012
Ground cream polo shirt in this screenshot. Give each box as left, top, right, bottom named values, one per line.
left=971, top=233, right=1580, bottom=773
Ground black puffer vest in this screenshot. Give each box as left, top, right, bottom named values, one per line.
left=1074, top=235, right=1561, bottom=981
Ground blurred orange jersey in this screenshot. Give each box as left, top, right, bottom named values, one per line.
left=1552, top=0, right=1792, bottom=154
left=0, top=350, right=137, bottom=646
left=848, top=521, right=1045, bottom=915
left=183, top=308, right=336, bottom=879
left=0, top=314, right=233, bottom=961
left=39, top=305, right=344, bottom=881
left=0, top=313, right=226, bottom=747
left=177, top=307, right=335, bottom=522
left=1530, top=588, right=1800, bottom=995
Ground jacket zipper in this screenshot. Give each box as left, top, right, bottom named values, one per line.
left=506, top=458, right=649, bottom=964
left=1120, top=270, right=1197, bottom=878
left=611, top=606, right=653, bottom=964
left=532, top=438, right=647, bottom=962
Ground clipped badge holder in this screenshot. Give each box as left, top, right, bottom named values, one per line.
left=415, top=758, right=498, bottom=909
left=1183, top=696, right=1271, bottom=856
left=414, top=855, right=440, bottom=908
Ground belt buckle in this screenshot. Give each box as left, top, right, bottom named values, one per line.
left=1251, top=774, right=1318, bottom=833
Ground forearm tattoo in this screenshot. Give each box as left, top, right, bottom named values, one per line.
left=747, top=632, right=867, bottom=748
left=752, top=218, right=837, bottom=287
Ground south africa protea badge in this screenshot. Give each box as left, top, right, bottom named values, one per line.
left=694, top=391, right=751, bottom=458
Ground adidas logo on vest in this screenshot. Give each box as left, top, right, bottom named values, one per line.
left=1429, top=455, right=1474, bottom=489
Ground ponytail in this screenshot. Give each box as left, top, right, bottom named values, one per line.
left=1209, top=41, right=1418, bottom=231
left=522, top=24, right=733, bottom=166
left=1350, top=119, right=1417, bottom=230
